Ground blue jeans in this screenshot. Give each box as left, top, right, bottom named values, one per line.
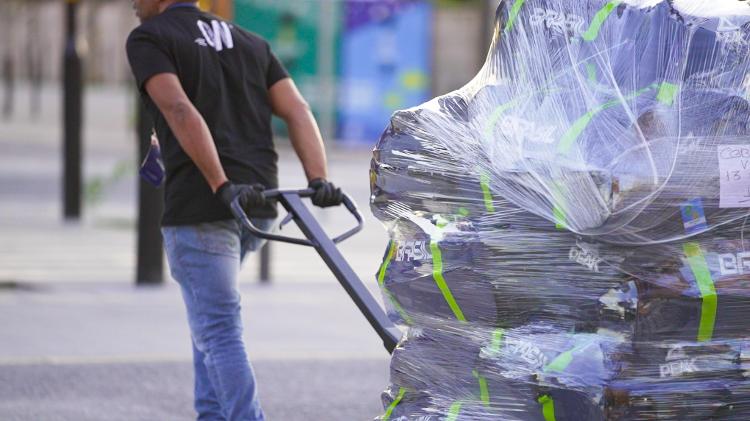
left=162, top=218, right=274, bottom=421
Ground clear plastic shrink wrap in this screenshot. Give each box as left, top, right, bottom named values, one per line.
left=370, top=1, right=750, bottom=419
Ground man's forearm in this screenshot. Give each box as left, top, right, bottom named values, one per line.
left=285, top=106, right=328, bottom=182
left=144, top=73, right=228, bottom=193
left=163, top=100, right=228, bottom=192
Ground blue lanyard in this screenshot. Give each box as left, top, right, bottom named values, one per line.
left=167, top=2, right=198, bottom=11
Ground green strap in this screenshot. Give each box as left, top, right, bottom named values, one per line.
left=684, top=243, right=717, bottom=342
left=552, top=182, right=567, bottom=230
left=553, top=207, right=567, bottom=230
left=558, top=109, right=597, bottom=154
left=656, top=82, right=680, bottom=106
left=382, top=387, right=407, bottom=421
left=430, top=241, right=467, bottom=322
left=544, top=349, right=573, bottom=372
left=483, top=328, right=505, bottom=359
left=434, top=214, right=450, bottom=229
left=553, top=83, right=679, bottom=227
left=377, top=241, right=397, bottom=287
left=544, top=337, right=596, bottom=373
left=472, top=369, right=491, bottom=407
left=480, top=173, right=496, bottom=213
left=544, top=350, right=574, bottom=373
left=446, top=401, right=464, bottom=421
left=582, top=1, right=621, bottom=42
left=491, top=328, right=505, bottom=353
left=538, top=394, right=557, bottom=421
left=586, top=62, right=598, bottom=84
left=557, top=82, right=669, bottom=154
left=377, top=241, right=414, bottom=325
left=505, top=0, right=527, bottom=33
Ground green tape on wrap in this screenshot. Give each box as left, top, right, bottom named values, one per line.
left=382, top=387, right=407, bottom=421
left=551, top=182, right=568, bottom=230
left=505, top=0, right=527, bottom=33
left=545, top=350, right=574, bottom=373
left=491, top=328, right=505, bottom=353
left=586, top=62, right=598, bottom=83
left=545, top=337, right=597, bottom=373
left=553, top=206, right=567, bottom=230
left=558, top=110, right=596, bottom=153
left=582, top=1, right=621, bottom=42
left=657, top=82, right=680, bottom=106
left=430, top=241, right=467, bottom=322
left=377, top=241, right=396, bottom=287
left=377, top=241, right=414, bottom=325
left=538, top=394, right=557, bottom=421
left=684, top=242, right=717, bottom=342
left=480, top=173, right=496, bottom=213
left=446, top=401, right=464, bottom=421
left=557, top=82, right=668, bottom=154
left=473, top=369, right=491, bottom=407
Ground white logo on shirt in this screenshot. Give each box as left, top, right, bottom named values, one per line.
left=196, top=20, right=234, bottom=52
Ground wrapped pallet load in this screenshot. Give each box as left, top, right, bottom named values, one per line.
left=371, top=0, right=750, bottom=419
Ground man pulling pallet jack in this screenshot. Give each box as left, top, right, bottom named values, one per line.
left=128, top=1, right=398, bottom=420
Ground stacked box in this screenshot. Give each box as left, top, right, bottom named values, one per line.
left=372, top=1, right=750, bottom=419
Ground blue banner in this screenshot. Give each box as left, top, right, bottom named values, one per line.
left=338, top=1, right=432, bottom=144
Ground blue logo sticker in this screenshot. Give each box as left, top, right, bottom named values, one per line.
left=681, top=199, right=708, bottom=235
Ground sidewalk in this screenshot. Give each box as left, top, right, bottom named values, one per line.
left=0, top=83, right=395, bottom=420
left=0, top=282, right=391, bottom=421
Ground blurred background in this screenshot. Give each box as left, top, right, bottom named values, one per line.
left=0, top=0, right=499, bottom=420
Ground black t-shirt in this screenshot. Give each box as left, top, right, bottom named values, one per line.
left=126, top=5, right=289, bottom=225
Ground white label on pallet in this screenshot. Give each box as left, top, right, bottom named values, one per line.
left=718, top=144, right=750, bottom=208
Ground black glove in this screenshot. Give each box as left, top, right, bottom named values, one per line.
left=216, top=181, right=267, bottom=214
left=308, top=178, right=343, bottom=208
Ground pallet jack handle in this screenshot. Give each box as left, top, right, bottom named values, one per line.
left=231, top=188, right=362, bottom=246
left=230, top=188, right=401, bottom=354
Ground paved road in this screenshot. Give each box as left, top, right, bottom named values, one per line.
left=0, top=281, right=393, bottom=420
left=0, top=359, right=388, bottom=421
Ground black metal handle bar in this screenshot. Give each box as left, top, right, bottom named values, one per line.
left=230, top=187, right=400, bottom=353
left=229, top=188, right=364, bottom=246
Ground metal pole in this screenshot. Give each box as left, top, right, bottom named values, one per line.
left=136, top=98, right=164, bottom=285
left=244, top=0, right=272, bottom=283
left=63, top=0, right=82, bottom=220
left=1, top=1, right=15, bottom=120
left=28, top=2, right=42, bottom=119
left=2, top=54, right=12, bottom=119
left=317, top=0, right=336, bottom=141
left=259, top=243, right=271, bottom=283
